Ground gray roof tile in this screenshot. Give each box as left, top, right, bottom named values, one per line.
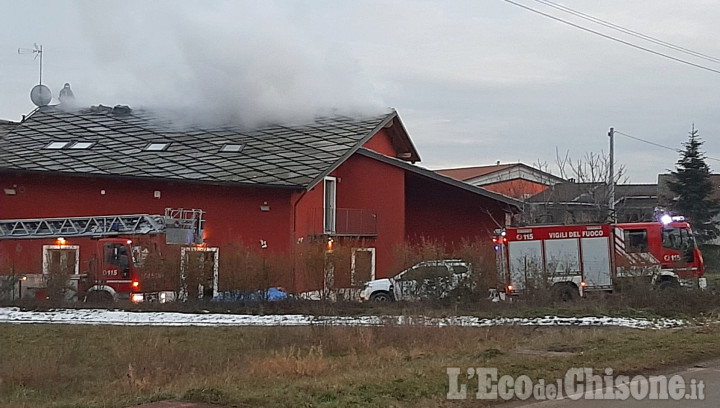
left=0, top=105, right=393, bottom=188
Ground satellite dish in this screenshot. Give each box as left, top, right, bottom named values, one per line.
left=30, top=84, right=52, bottom=107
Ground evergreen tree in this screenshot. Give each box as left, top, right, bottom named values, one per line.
left=667, top=125, right=717, bottom=240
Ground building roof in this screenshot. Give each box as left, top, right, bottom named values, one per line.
left=436, top=162, right=564, bottom=186
left=436, top=164, right=516, bottom=181
left=357, top=148, right=522, bottom=209
left=527, top=182, right=657, bottom=204
left=0, top=119, right=17, bottom=139
left=613, top=183, right=658, bottom=198
left=658, top=173, right=720, bottom=203
left=0, top=105, right=410, bottom=189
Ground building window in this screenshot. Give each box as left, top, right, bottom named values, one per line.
left=351, top=248, right=376, bottom=286
left=144, top=142, right=171, bottom=151
left=323, top=176, right=337, bottom=234
left=69, top=141, right=95, bottom=149
left=180, top=246, right=220, bottom=300
left=219, top=143, right=244, bottom=153
left=42, top=245, right=80, bottom=275
left=44, top=141, right=70, bottom=149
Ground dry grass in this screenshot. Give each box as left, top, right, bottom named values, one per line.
left=2, top=323, right=720, bottom=408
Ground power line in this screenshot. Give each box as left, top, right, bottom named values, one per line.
left=615, top=130, right=720, bottom=162
left=502, top=0, right=720, bottom=76
left=531, top=0, right=720, bottom=65
left=614, top=130, right=678, bottom=153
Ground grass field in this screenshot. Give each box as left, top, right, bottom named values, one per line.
left=3, top=322, right=720, bottom=408
left=2, top=273, right=719, bottom=407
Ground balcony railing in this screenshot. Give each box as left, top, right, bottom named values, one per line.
left=310, top=208, right=378, bottom=237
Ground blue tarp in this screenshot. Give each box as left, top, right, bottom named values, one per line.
left=212, top=287, right=288, bottom=302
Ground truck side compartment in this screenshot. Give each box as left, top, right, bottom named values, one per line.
left=493, top=220, right=705, bottom=298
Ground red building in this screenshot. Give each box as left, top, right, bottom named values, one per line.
left=436, top=163, right=564, bottom=200
left=0, top=105, right=519, bottom=298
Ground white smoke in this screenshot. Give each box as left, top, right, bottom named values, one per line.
left=75, top=1, right=384, bottom=127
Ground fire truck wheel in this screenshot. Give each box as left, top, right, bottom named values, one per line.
left=658, top=279, right=680, bottom=291
left=370, top=291, right=392, bottom=302
left=85, top=290, right=114, bottom=305
left=552, top=284, right=578, bottom=302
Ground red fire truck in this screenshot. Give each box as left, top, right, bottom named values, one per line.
left=0, top=208, right=218, bottom=303
left=492, top=217, right=706, bottom=299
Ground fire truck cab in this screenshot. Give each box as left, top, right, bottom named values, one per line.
left=81, top=238, right=142, bottom=303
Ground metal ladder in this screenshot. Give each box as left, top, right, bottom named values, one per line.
left=0, top=214, right=166, bottom=239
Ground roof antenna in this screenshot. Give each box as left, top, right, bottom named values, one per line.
left=18, top=43, right=52, bottom=107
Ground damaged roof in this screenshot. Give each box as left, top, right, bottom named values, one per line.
left=0, top=105, right=400, bottom=188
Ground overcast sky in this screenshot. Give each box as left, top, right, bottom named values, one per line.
left=2, top=0, right=720, bottom=183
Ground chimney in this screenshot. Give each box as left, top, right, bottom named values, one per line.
left=58, top=83, right=75, bottom=105
left=112, top=105, right=132, bottom=115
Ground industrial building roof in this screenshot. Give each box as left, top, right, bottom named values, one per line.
left=0, top=105, right=400, bottom=188
left=436, top=163, right=565, bottom=185
left=435, top=163, right=517, bottom=181
left=526, top=182, right=658, bottom=204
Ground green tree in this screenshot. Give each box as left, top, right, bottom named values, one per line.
left=668, top=125, right=717, bottom=240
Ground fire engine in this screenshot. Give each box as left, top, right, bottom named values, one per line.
left=492, top=216, right=706, bottom=299
left=0, top=208, right=218, bottom=303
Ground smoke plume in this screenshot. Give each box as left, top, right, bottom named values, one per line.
left=76, top=1, right=384, bottom=127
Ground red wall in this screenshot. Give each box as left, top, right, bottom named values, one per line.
left=405, top=173, right=507, bottom=247
left=291, top=153, right=407, bottom=290
left=290, top=181, right=325, bottom=292
left=362, top=129, right=397, bottom=157
left=330, top=154, right=406, bottom=279
left=1, top=172, right=296, bottom=279
left=292, top=183, right=324, bottom=240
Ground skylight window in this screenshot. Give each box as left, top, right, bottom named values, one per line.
left=69, top=141, right=95, bottom=149
left=45, top=141, right=70, bottom=150
left=144, top=142, right=171, bottom=151
left=219, top=143, right=244, bottom=153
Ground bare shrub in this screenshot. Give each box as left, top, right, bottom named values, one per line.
left=44, top=259, right=75, bottom=305
left=453, top=239, right=496, bottom=293
left=294, top=238, right=327, bottom=293
left=324, top=240, right=354, bottom=288
left=217, top=242, right=252, bottom=291
left=138, top=245, right=182, bottom=293
left=217, top=242, right=294, bottom=293
left=390, top=238, right=448, bottom=275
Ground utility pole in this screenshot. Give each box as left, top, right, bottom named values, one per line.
left=608, top=127, right=615, bottom=223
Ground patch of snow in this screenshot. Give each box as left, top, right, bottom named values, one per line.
left=0, top=308, right=686, bottom=329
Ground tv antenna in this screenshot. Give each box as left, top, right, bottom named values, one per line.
left=18, top=43, right=51, bottom=107
left=18, top=43, right=44, bottom=85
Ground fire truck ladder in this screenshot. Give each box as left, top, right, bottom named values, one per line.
left=0, top=214, right=166, bottom=240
